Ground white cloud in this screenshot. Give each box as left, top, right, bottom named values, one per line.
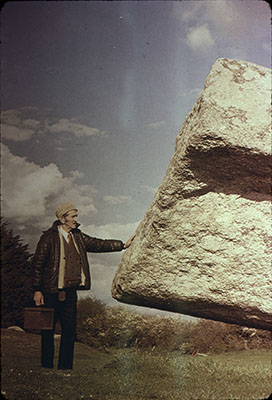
left=47, top=119, right=106, bottom=137
left=103, top=195, right=132, bottom=205
left=1, top=143, right=97, bottom=229
left=24, top=118, right=41, bottom=128
left=1, top=124, right=35, bottom=141
left=173, top=1, right=243, bottom=31
left=1, top=144, right=59, bottom=220
left=69, top=170, right=85, bottom=181
left=1, top=109, right=41, bottom=141
left=146, top=120, right=165, bottom=129
left=203, top=1, right=265, bottom=37
left=175, top=0, right=235, bottom=28
left=82, top=221, right=139, bottom=243
left=1, top=108, right=107, bottom=142
left=173, top=0, right=270, bottom=53
left=205, top=1, right=236, bottom=29
left=1, top=143, right=138, bottom=252
left=173, top=1, right=203, bottom=23
left=186, top=24, right=215, bottom=52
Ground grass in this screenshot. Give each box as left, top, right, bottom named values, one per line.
left=1, top=329, right=271, bottom=400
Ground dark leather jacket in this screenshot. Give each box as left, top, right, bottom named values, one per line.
left=32, top=220, right=124, bottom=293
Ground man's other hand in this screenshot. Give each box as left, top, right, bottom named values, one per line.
left=34, top=291, right=45, bottom=306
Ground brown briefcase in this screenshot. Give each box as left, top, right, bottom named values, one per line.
left=24, top=307, right=54, bottom=330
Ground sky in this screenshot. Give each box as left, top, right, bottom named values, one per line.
left=1, top=0, right=271, bottom=316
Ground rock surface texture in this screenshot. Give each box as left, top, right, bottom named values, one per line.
left=112, top=58, right=272, bottom=331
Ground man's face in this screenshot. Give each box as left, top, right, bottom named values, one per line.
left=60, top=210, right=78, bottom=232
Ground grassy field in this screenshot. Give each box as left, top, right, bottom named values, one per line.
left=1, top=329, right=271, bottom=400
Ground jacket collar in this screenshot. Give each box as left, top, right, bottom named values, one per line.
left=51, top=220, right=81, bottom=232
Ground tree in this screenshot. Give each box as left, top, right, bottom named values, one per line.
left=1, top=219, right=33, bottom=327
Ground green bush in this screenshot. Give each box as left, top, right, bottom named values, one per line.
left=76, top=297, right=272, bottom=354
left=174, top=319, right=272, bottom=354
left=77, top=297, right=108, bottom=346
left=77, top=299, right=190, bottom=350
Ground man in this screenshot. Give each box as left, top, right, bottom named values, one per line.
left=32, top=202, right=133, bottom=370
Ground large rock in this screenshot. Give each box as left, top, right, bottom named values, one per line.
left=112, top=58, right=272, bottom=331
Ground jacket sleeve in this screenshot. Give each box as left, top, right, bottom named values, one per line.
left=81, top=232, right=124, bottom=253
left=32, top=233, right=51, bottom=292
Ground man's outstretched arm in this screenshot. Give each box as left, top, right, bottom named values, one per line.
left=81, top=232, right=135, bottom=253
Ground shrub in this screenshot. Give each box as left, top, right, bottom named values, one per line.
left=186, top=320, right=272, bottom=354
left=76, top=297, right=272, bottom=353
left=1, top=219, right=33, bottom=327
left=76, top=298, right=201, bottom=351
left=77, top=297, right=108, bottom=346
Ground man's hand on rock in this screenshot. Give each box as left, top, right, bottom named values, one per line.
left=124, top=233, right=136, bottom=249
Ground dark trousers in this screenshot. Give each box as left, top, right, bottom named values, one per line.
left=41, top=289, right=77, bottom=369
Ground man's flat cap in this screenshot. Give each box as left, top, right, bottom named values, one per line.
left=56, top=202, right=77, bottom=218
